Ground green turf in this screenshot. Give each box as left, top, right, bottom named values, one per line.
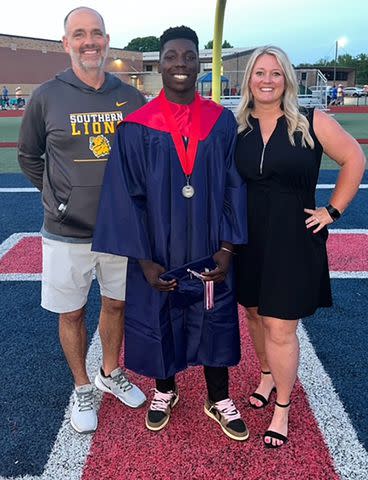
left=3, top=147, right=367, bottom=173
left=0, top=117, right=22, bottom=142
left=322, top=144, right=368, bottom=170
left=1, top=112, right=367, bottom=143
left=333, top=114, right=368, bottom=139
left=0, top=114, right=367, bottom=173
left=0, top=148, right=22, bottom=173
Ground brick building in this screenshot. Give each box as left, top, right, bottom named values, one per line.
left=142, top=47, right=255, bottom=96
left=0, top=33, right=256, bottom=99
left=0, top=33, right=144, bottom=98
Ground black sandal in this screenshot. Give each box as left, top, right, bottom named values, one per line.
left=249, top=371, right=276, bottom=409
left=263, top=400, right=291, bottom=448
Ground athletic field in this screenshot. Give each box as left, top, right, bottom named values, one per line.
left=0, top=110, right=367, bottom=479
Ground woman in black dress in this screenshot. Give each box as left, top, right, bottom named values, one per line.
left=235, top=46, right=365, bottom=448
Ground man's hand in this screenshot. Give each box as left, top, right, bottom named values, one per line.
left=139, top=260, right=177, bottom=291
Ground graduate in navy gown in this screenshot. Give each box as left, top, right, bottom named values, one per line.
left=93, top=26, right=248, bottom=440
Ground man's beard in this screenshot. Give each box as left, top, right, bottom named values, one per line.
left=70, top=45, right=109, bottom=72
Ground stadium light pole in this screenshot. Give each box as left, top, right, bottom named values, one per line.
left=333, top=37, right=347, bottom=85
left=212, top=0, right=227, bottom=104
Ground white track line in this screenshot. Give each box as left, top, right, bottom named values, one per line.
left=1, top=185, right=368, bottom=193
left=0, top=232, right=102, bottom=480
left=0, top=331, right=103, bottom=480
left=317, top=184, right=368, bottom=189
left=330, top=229, right=368, bottom=234
left=330, top=272, right=368, bottom=278
left=0, top=188, right=39, bottom=192
left=298, top=325, right=368, bottom=479
left=0, top=232, right=40, bottom=260
left=1, top=325, right=367, bottom=480
left=0, top=273, right=41, bottom=281
left=0, top=231, right=367, bottom=479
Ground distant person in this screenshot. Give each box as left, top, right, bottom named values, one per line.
left=93, top=25, right=249, bottom=441
left=2, top=85, right=9, bottom=108
left=330, top=84, right=337, bottom=105
left=235, top=45, right=366, bottom=448
left=223, top=86, right=230, bottom=97
left=18, top=6, right=146, bottom=435
left=336, top=83, right=344, bottom=105
left=15, top=86, right=25, bottom=109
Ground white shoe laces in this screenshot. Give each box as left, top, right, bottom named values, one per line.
left=214, top=398, right=241, bottom=422
left=150, top=389, right=176, bottom=412
left=76, top=389, right=94, bottom=412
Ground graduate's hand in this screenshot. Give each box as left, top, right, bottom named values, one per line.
left=201, top=249, right=232, bottom=283
left=139, top=260, right=177, bottom=291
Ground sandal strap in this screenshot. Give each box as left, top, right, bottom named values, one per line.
left=275, top=400, right=291, bottom=408
left=264, top=430, right=288, bottom=443
left=250, top=392, right=268, bottom=406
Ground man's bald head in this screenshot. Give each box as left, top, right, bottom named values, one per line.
left=64, top=6, right=105, bottom=34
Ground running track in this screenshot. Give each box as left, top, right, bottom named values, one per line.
left=0, top=171, right=367, bottom=479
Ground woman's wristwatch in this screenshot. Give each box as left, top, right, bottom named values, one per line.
left=325, top=204, right=341, bottom=221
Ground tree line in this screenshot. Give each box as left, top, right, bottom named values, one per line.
left=123, top=36, right=367, bottom=84
left=298, top=54, right=368, bottom=85
left=123, top=37, right=233, bottom=52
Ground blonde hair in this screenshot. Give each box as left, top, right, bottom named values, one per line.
left=236, top=45, right=314, bottom=149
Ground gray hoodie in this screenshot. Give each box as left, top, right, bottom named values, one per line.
left=18, top=68, right=146, bottom=241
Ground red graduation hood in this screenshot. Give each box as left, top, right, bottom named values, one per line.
left=123, top=90, right=224, bottom=141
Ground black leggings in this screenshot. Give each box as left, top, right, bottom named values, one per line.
left=155, top=366, right=228, bottom=403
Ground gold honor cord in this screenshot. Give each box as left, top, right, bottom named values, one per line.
left=212, top=0, right=227, bottom=104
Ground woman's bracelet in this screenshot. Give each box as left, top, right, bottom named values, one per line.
left=221, top=246, right=236, bottom=255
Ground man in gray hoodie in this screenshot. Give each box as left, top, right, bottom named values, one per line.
left=18, top=6, right=146, bottom=434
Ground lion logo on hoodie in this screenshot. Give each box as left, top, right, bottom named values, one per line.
left=89, top=135, right=111, bottom=158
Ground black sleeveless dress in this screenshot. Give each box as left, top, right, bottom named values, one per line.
left=235, top=109, right=332, bottom=319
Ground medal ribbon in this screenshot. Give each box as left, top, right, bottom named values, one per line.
left=159, top=89, right=201, bottom=176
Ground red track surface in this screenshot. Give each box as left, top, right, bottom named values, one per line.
left=328, top=233, right=368, bottom=271
left=329, top=105, right=368, bottom=113
left=1, top=233, right=367, bottom=275
left=82, top=308, right=339, bottom=480
left=0, top=110, right=23, bottom=117
left=0, top=237, right=41, bottom=273
left=1, top=233, right=367, bottom=478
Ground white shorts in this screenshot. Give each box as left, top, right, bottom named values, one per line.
left=41, top=237, right=127, bottom=313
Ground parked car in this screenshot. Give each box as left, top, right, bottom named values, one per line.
left=343, top=87, right=365, bottom=97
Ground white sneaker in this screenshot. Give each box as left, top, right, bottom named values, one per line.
left=70, top=384, right=97, bottom=434
left=95, top=367, right=146, bottom=408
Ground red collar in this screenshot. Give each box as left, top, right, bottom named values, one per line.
left=124, top=89, right=224, bottom=141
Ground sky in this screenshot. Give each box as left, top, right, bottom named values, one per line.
left=1, top=0, right=367, bottom=65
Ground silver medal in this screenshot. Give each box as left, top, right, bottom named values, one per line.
left=182, top=184, right=195, bottom=198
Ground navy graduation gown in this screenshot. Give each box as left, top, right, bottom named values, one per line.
left=92, top=95, right=248, bottom=379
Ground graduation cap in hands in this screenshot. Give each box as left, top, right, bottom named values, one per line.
left=160, top=256, right=228, bottom=309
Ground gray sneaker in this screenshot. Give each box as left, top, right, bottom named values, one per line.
left=95, top=367, right=146, bottom=408
left=70, top=384, right=97, bottom=434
